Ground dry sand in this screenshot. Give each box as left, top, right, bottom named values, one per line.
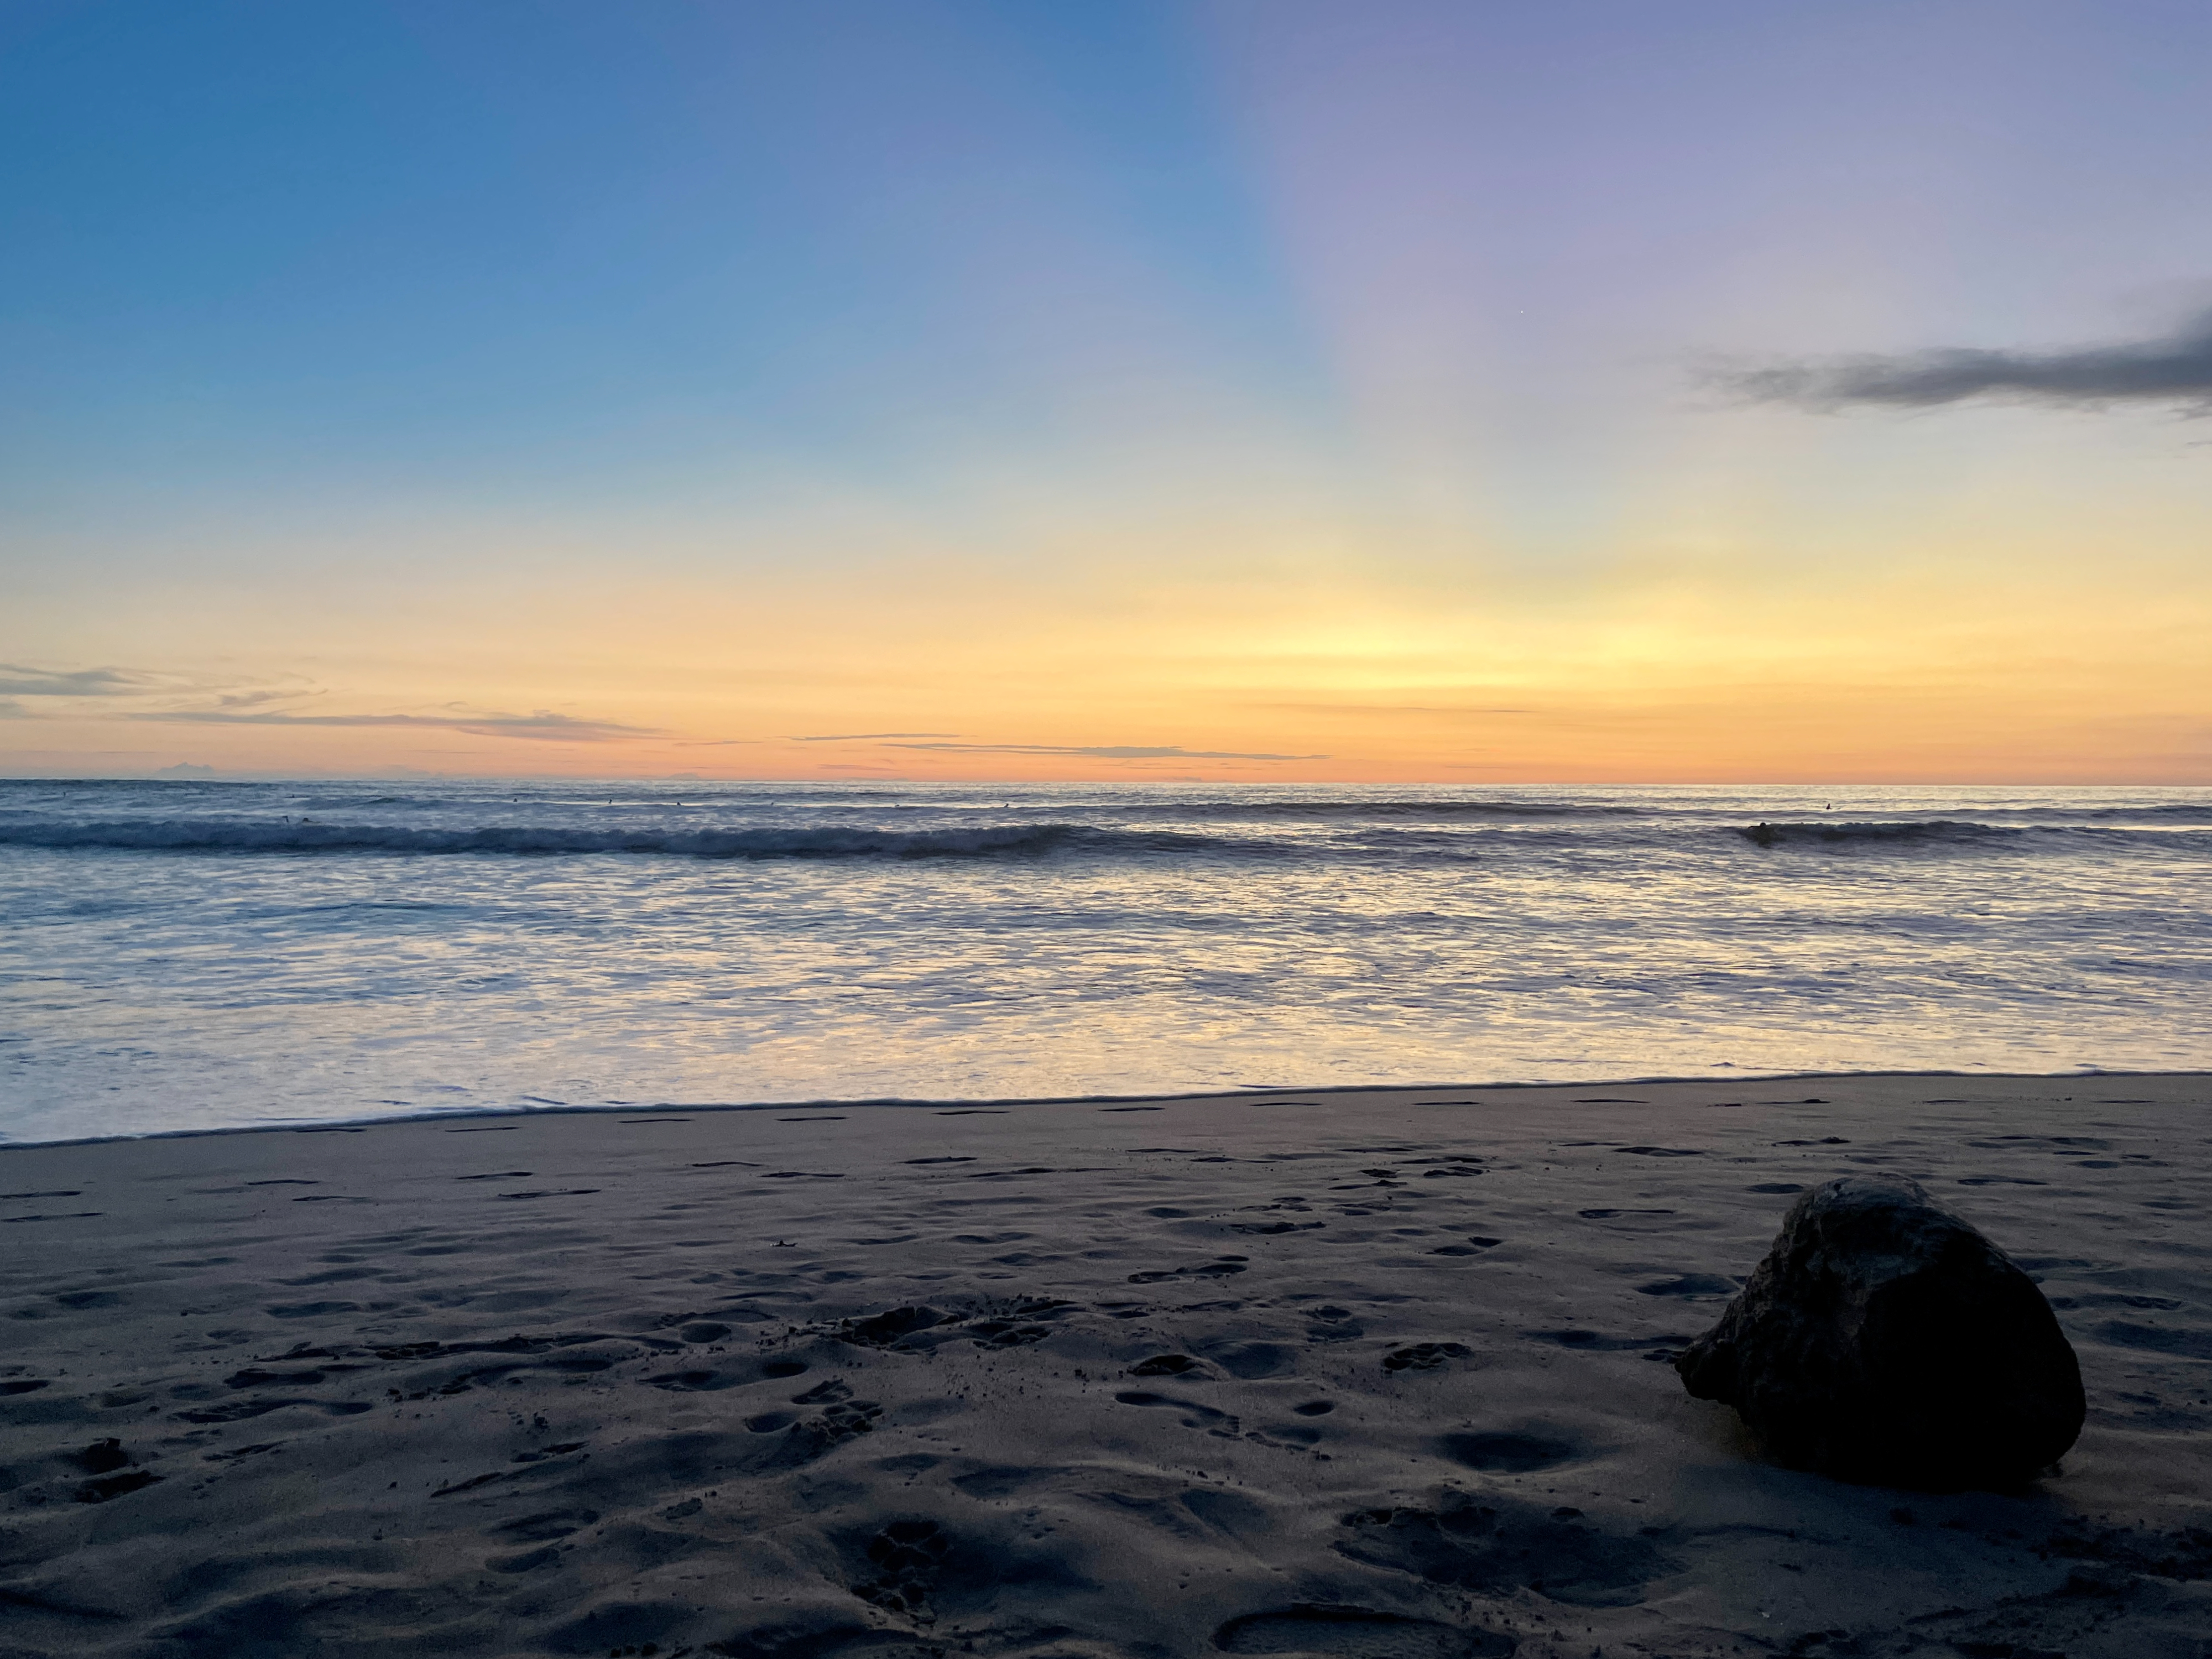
left=2, top=1074, right=2208, bottom=1659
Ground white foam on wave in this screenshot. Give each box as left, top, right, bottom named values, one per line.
left=0, top=819, right=1238, bottom=859
left=5, top=778, right=2209, bottom=1142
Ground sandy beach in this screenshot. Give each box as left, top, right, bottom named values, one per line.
left=3, top=1074, right=2208, bottom=1659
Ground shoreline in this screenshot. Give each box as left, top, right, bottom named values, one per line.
left=7, top=1066, right=2209, bottom=1152
left=3, top=1073, right=2206, bottom=1656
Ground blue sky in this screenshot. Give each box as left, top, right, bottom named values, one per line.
left=6, top=1, right=2211, bottom=780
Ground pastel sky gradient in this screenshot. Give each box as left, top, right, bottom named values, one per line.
left=6, top=1, right=2210, bottom=781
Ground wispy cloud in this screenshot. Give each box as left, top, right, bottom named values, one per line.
left=208, top=687, right=309, bottom=711
left=0, top=662, right=655, bottom=743
left=0, top=664, right=154, bottom=697
left=884, top=741, right=1328, bottom=761
left=1715, top=306, right=2212, bottom=413
left=1253, top=702, right=1538, bottom=716
left=129, top=708, right=658, bottom=743
left=791, top=732, right=962, bottom=742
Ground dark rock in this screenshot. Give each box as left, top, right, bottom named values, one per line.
left=1676, top=1175, right=2083, bottom=1489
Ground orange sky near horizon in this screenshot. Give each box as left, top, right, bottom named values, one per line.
left=11, top=490, right=2208, bottom=784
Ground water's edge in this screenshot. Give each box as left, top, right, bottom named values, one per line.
left=4, top=1067, right=2201, bottom=1153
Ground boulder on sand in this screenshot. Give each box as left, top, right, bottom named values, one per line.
left=1676, top=1174, right=2084, bottom=1489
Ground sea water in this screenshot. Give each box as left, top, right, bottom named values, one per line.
left=3, top=779, right=2208, bottom=1143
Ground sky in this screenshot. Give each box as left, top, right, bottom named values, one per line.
left=4, top=0, right=2211, bottom=784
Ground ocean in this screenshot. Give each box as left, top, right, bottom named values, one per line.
left=3, top=778, right=2208, bottom=1144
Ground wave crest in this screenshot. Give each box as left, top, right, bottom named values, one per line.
left=0, top=820, right=1232, bottom=860
left=1736, top=820, right=2020, bottom=848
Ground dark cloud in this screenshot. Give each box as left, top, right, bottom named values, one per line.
left=1719, top=306, right=2212, bottom=412
left=129, top=708, right=657, bottom=743
left=0, top=664, right=150, bottom=696
left=885, top=741, right=1327, bottom=761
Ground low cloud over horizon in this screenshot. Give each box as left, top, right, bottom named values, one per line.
left=1718, top=305, right=2212, bottom=412
left=791, top=732, right=962, bottom=742
left=0, top=662, right=655, bottom=744
left=883, top=742, right=1329, bottom=761
left=131, top=708, right=658, bottom=743
left=0, top=664, right=155, bottom=697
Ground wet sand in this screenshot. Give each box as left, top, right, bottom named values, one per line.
left=3, top=1073, right=2208, bottom=1658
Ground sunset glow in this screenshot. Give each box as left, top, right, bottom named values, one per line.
left=7, top=2, right=2211, bottom=782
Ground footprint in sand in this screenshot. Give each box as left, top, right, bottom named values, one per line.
left=72, top=1438, right=130, bottom=1473
left=1521, top=1328, right=1688, bottom=1353
left=178, top=1397, right=373, bottom=1424
left=488, top=1507, right=598, bottom=1543
left=1113, top=1390, right=1239, bottom=1431
left=1306, top=1306, right=1364, bottom=1342
left=646, top=1369, right=747, bottom=1393
left=74, top=1468, right=163, bottom=1503
left=1128, top=1259, right=1248, bottom=1284
left=266, top=1301, right=358, bottom=1319
left=201, top=1441, right=281, bottom=1463
left=69, top=1439, right=164, bottom=1503
left=1213, top=1606, right=1515, bottom=1656
left=1129, top=1353, right=1207, bottom=1378
left=1381, top=1342, right=1472, bottom=1374
left=494, top=1188, right=601, bottom=1200
left=1634, top=1274, right=1739, bottom=1297
left=1439, top=1429, right=1582, bottom=1473
left=837, top=1307, right=950, bottom=1348
left=1338, top=1493, right=1671, bottom=1608
left=853, top=1518, right=954, bottom=1617
left=1196, top=1341, right=1295, bottom=1379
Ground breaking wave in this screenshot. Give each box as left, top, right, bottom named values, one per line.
left=1111, top=798, right=1646, bottom=820
left=4, top=810, right=2203, bottom=863
left=0, top=819, right=1245, bottom=860
left=1736, top=820, right=2024, bottom=848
